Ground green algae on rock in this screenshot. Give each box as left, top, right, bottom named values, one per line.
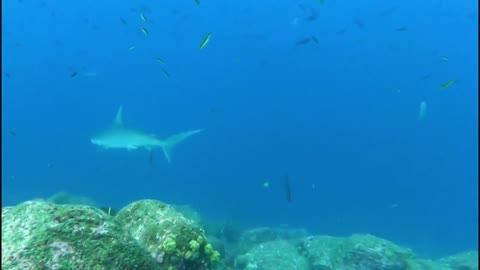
left=437, top=251, right=479, bottom=270
left=235, top=240, right=310, bottom=270
left=2, top=200, right=158, bottom=270
left=115, top=199, right=220, bottom=270
left=298, top=234, right=415, bottom=270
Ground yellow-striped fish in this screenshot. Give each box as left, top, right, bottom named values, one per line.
left=155, top=57, right=165, bottom=63
left=440, top=80, right=457, bottom=90
left=140, top=13, right=147, bottom=22
left=199, top=33, right=212, bottom=49
left=140, top=25, right=149, bottom=36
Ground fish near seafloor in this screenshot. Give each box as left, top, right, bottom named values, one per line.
left=90, top=106, right=204, bottom=163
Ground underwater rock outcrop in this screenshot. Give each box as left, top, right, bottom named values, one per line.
left=2, top=199, right=477, bottom=270
left=115, top=199, right=220, bottom=270
left=235, top=240, right=310, bottom=270
left=231, top=228, right=478, bottom=270
left=298, top=234, right=415, bottom=270
left=1, top=200, right=157, bottom=270
left=237, top=226, right=309, bottom=254
left=2, top=199, right=220, bottom=270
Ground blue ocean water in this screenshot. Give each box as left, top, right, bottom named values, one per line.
left=1, top=0, right=478, bottom=259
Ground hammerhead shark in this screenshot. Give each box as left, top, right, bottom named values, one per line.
left=90, top=106, right=203, bottom=163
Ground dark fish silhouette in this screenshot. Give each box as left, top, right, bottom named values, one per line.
left=305, top=14, right=318, bottom=22
left=420, top=74, right=432, bottom=80
left=295, top=37, right=313, bottom=46
left=285, top=174, right=292, bottom=203
left=149, top=151, right=154, bottom=168
left=295, top=36, right=319, bottom=46
left=353, top=18, right=365, bottom=29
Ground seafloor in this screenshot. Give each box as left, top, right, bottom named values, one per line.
left=1, top=192, right=478, bottom=270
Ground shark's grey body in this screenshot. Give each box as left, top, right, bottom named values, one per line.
left=91, top=106, right=203, bottom=163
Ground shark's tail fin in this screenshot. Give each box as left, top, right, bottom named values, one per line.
left=159, top=129, right=204, bottom=163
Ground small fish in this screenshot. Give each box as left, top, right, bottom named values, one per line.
left=353, top=18, right=365, bottom=29
left=396, top=26, right=408, bottom=32
left=440, top=56, right=449, bottom=61
left=420, top=74, right=432, bottom=80
left=418, top=101, right=427, bottom=121
left=295, top=37, right=312, bottom=46
left=71, top=72, right=78, bottom=77
left=199, top=33, right=212, bottom=49
left=291, top=17, right=300, bottom=25
left=128, top=46, right=136, bottom=51
left=440, top=80, right=457, bottom=90
left=120, top=18, right=127, bottom=25
left=194, top=0, right=200, bottom=5
left=285, top=174, right=292, bottom=203
left=263, top=181, right=270, bottom=188
left=9, top=130, right=16, bottom=136
left=149, top=151, right=154, bottom=168
left=318, top=0, right=324, bottom=5
left=311, top=35, right=319, bottom=44
left=140, top=12, right=147, bottom=22
left=99, top=207, right=117, bottom=216
left=305, top=14, right=318, bottom=22
left=161, top=68, right=170, bottom=78
left=140, top=25, right=149, bottom=36
left=155, top=57, right=165, bottom=63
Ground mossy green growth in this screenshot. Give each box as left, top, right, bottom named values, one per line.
left=184, top=250, right=193, bottom=260
left=163, top=237, right=177, bottom=254
left=189, top=239, right=201, bottom=251
left=204, top=243, right=221, bottom=262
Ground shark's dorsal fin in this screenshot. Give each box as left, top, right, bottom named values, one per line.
left=114, top=106, right=123, bottom=126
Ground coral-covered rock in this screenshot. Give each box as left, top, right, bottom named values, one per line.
left=115, top=199, right=220, bottom=270
left=437, top=251, right=478, bottom=270
left=237, top=226, right=308, bottom=254
left=2, top=200, right=157, bottom=270
left=298, top=234, right=414, bottom=270
left=235, top=240, right=309, bottom=270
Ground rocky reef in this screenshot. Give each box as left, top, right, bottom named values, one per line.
left=223, top=228, right=478, bottom=270
left=2, top=197, right=477, bottom=270
left=2, top=199, right=219, bottom=270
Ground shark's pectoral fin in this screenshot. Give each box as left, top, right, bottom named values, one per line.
left=162, top=146, right=172, bottom=163
left=114, top=106, right=124, bottom=127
